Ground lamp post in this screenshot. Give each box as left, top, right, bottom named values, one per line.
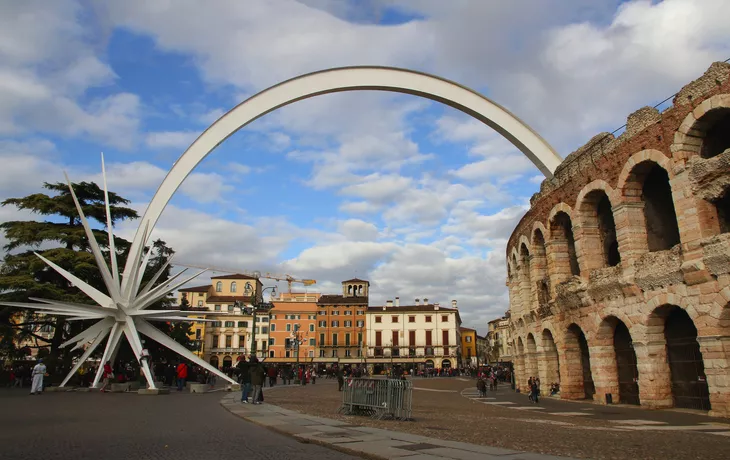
left=290, top=323, right=307, bottom=384
left=242, top=279, right=277, bottom=360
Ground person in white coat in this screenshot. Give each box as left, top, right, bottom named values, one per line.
left=30, top=359, right=47, bottom=395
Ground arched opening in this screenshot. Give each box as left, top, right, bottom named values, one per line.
left=520, top=243, right=533, bottom=310
left=231, top=282, right=237, bottom=293
left=541, top=329, right=560, bottom=389
left=564, top=324, right=594, bottom=400
left=517, top=337, right=526, bottom=389
left=526, top=333, right=539, bottom=381
left=222, top=356, right=232, bottom=369
left=442, top=359, right=451, bottom=369
left=700, top=108, right=730, bottom=159
left=550, top=211, right=580, bottom=277
left=209, top=356, right=219, bottom=369
left=425, top=359, right=434, bottom=369
left=662, top=306, right=711, bottom=411
left=532, top=229, right=550, bottom=305
left=614, top=321, right=640, bottom=405
left=215, top=281, right=222, bottom=292
left=578, top=190, right=620, bottom=270
left=640, top=164, right=680, bottom=251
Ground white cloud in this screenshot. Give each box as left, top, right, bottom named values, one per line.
left=145, top=130, right=199, bottom=150
left=337, top=219, right=379, bottom=242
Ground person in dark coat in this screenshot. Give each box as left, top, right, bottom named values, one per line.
left=249, top=357, right=266, bottom=405
left=236, top=357, right=251, bottom=403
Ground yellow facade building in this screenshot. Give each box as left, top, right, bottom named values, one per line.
left=460, top=327, right=477, bottom=366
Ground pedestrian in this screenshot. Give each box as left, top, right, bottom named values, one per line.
left=531, top=379, right=540, bottom=404
left=30, top=359, right=47, bottom=395
left=268, top=366, right=277, bottom=387
left=477, top=378, right=487, bottom=397
left=527, top=377, right=534, bottom=401
left=336, top=367, right=344, bottom=391
left=176, top=361, right=188, bottom=391
left=99, top=361, right=113, bottom=392
left=249, top=357, right=265, bottom=405
left=237, top=357, right=251, bottom=402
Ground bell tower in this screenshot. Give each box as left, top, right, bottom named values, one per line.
left=342, top=278, right=370, bottom=298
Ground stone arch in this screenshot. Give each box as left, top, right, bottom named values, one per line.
left=531, top=227, right=549, bottom=306
left=646, top=304, right=711, bottom=411
left=525, top=333, right=539, bottom=382
left=209, top=356, right=219, bottom=369
left=540, top=328, right=561, bottom=390
left=575, top=180, right=621, bottom=272
left=548, top=209, right=580, bottom=290
left=594, top=316, right=640, bottom=405
left=121, top=66, right=563, bottom=282
left=222, top=356, right=233, bottom=369
left=673, top=94, right=730, bottom=158
left=562, top=323, right=595, bottom=400
left=519, top=242, right=533, bottom=311
left=516, top=336, right=526, bottom=390
left=617, top=152, right=680, bottom=253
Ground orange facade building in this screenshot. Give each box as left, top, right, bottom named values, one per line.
left=268, top=292, right=320, bottom=364
left=314, top=279, right=369, bottom=366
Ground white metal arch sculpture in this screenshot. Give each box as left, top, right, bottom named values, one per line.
left=122, top=66, right=562, bottom=289
left=2, top=66, right=563, bottom=391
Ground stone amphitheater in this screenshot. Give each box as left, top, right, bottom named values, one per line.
left=506, top=61, right=730, bottom=418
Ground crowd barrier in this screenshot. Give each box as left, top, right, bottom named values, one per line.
left=339, top=377, right=412, bottom=420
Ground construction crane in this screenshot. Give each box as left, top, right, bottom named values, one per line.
left=176, top=263, right=316, bottom=293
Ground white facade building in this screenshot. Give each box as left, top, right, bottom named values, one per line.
left=365, top=297, right=461, bottom=371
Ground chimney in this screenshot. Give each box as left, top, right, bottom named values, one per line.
left=395, top=296, right=400, bottom=307
left=386, top=300, right=393, bottom=308
left=424, top=298, right=429, bottom=305
left=451, top=299, right=458, bottom=309
left=434, top=302, right=440, bottom=311
left=415, top=298, right=420, bottom=305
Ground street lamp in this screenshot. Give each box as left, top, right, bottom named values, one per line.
left=240, top=281, right=277, bottom=360
left=290, top=323, right=307, bottom=384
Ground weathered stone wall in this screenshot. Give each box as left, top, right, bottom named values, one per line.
left=505, top=62, right=730, bottom=418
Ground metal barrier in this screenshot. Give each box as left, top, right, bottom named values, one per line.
left=339, top=378, right=413, bottom=420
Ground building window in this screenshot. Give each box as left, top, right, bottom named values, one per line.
left=319, top=349, right=325, bottom=357
left=356, top=310, right=364, bottom=315
left=285, top=350, right=291, bottom=358
left=345, top=333, right=351, bottom=346
left=318, top=311, right=326, bottom=316
left=238, top=321, right=248, bottom=328
left=211, top=321, right=221, bottom=328
left=309, top=338, right=316, bottom=346
left=224, top=321, right=234, bottom=327
left=254, top=327, right=259, bottom=334
left=308, top=314, right=316, bottom=320
left=286, top=324, right=291, bottom=332
left=345, top=349, right=351, bottom=357
left=239, top=335, right=245, bottom=347
left=225, top=335, right=232, bottom=347
left=356, top=320, right=364, bottom=327
left=331, top=321, right=339, bottom=327
left=261, top=327, right=268, bottom=334
left=215, top=281, right=222, bottom=292
left=269, top=350, right=275, bottom=358
left=375, top=316, right=382, bottom=323
left=318, top=320, right=326, bottom=327
left=212, top=335, right=219, bottom=347
left=309, top=324, right=315, bottom=332
left=441, top=315, right=448, bottom=322
left=425, top=316, right=432, bottom=323
left=332, top=311, right=340, bottom=316
left=319, top=333, right=325, bottom=346
left=444, top=347, right=450, bottom=355
left=391, top=316, right=399, bottom=323
left=309, top=350, right=314, bottom=358
left=270, top=324, right=275, bottom=332
left=465, top=336, right=472, bottom=343
left=228, top=304, right=234, bottom=312
left=332, top=334, right=338, bottom=346
left=331, top=349, right=337, bottom=357
left=231, top=282, right=237, bottom=293
left=344, top=310, right=352, bottom=316
left=215, top=305, right=221, bottom=311
left=344, top=321, right=352, bottom=327
left=197, top=300, right=203, bottom=307
left=408, top=316, right=415, bottom=323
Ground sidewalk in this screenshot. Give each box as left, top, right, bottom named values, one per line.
left=220, top=393, right=572, bottom=460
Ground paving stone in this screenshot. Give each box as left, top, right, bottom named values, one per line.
left=434, top=440, right=521, bottom=456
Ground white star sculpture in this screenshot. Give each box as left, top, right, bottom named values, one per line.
left=0, top=156, right=236, bottom=389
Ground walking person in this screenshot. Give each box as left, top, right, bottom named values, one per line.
left=249, top=357, right=265, bottom=405
left=99, top=361, right=113, bottom=392
left=531, top=378, right=540, bottom=404
left=30, top=359, right=47, bottom=395
left=176, top=361, right=188, bottom=391
left=237, top=357, right=251, bottom=403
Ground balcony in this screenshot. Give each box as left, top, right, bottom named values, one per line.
left=210, top=347, right=246, bottom=353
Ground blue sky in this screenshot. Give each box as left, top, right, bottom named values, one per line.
left=1, top=0, right=729, bottom=333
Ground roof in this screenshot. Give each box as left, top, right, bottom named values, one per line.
left=460, top=327, right=476, bottom=332
left=317, top=294, right=369, bottom=305
left=342, top=278, right=369, bottom=283
left=367, top=304, right=457, bottom=313
left=210, top=274, right=259, bottom=280
left=179, top=285, right=210, bottom=293
left=206, top=295, right=251, bottom=303
left=488, top=317, right=509, bottom=325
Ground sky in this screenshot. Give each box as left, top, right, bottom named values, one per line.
left=1, top=0, right=729, bottom=334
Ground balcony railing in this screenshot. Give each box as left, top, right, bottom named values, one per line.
left=210, top=347, right=246, bottom=353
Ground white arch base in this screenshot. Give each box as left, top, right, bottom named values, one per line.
left=121, top=66, right=562, bottom=288
left=0, top=158, right=236, bottom=390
